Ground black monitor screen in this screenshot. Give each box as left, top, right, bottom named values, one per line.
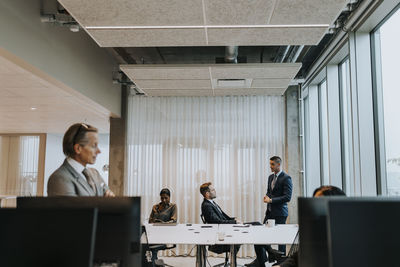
left=0, top=208, right=97, bottom=267
left=17, top=197, right=141, bottom=267
left=328, top=198, right=400, bottom=267
left=298, top=197, right=331, bottom=267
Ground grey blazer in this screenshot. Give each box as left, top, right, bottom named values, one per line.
left=47, top=159, right=109, bottom=196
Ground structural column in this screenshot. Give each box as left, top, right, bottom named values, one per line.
left=285, top=86, right=303, bottom=223
left=109, top=79, right=129, bottom=196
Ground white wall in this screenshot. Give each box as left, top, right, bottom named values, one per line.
left=43, top=133, right=110, bottom=196
left=0, top=0, right=121, bottom=117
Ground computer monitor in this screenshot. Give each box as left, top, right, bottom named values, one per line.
left=17, top=197, right=141, bottom=267
left=327, top=198, right=400, bottom=267
left=0, top=208, right=97, bottom=267
left=298, top=197, right=332, bottom=267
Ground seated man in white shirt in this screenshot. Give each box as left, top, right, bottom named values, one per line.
left=47, top=123, right=115, bottom=197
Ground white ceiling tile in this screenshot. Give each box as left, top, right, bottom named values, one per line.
left=88, top=28, right=207, bottom=47
left=144, top=89, right=213, bottom=96
left=0, top=74, right=50, bottom=88
left=121, top=65, right=210, bottom=80
left=207, top=27, right=327, bottom=45
left=214, top=88, right=285, bottom=96
left=135, top=79, right=212, bottom=90
left=0, top=89, right=18, bottom=97
left=270, top=0, right=348, bottom=25
left=211, top=64, right=301, bottom=79
left=120, top=63, right=300, bottom=96
left=205, top=0, right=275, bottom=25
left=5, top=87, right=71, bottom=97
left=251, top=78, right=292, bottom=88
left=59, top=0, right=204, bottom=27
left=0, top=58, right=28, bottom=75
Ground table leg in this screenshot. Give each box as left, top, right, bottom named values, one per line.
left=230, top=245, right=236, bottom=267
left=196, top=245, right=206, bottom=267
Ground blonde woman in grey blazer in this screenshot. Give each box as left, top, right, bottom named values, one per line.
left=47, top=123, right=115, bottom=197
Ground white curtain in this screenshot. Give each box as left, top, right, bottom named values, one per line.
left=126, top=96, right=285, bottom=256
left=0, top=135, right=40, bottom=207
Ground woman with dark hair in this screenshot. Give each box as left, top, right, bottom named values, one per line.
left=149, top=188, right=177, bottom=223
left=312, top=185, right=346, bottom=197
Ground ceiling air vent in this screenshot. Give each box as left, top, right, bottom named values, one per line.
left=213, top=79, right=252, bottom=89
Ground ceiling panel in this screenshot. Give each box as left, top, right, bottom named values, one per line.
left=251, top=78, right=292, bottom=88
left=121, top=63, right=300, bottom=96
left=135, top=79, right=212, bottom=90
left=120, top=65, right=210, bottom=80
left=270, top=0, right=348, bottom=25
left=0, top=74, right=52, bottom=88
left=207, top=27, right=327, bottom=46
left=58, top=0, right=204, bottom=26
left=211, top=63, right=301, bottom=79
left=58, top=0, right=348, bottom=47
left=204, top=0, right=275, bottom=25
left=144, top=89, right=213, bottom=96
left=214, top=88, right=285, bottom=96
left=88, top=28, right=207, bottom=47
left=5, top=86, right=71, bottom=97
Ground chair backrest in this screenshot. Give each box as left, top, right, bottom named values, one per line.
left=200, top=214, right=206, bottom=223
left=288, top=231, right=299, bottom=257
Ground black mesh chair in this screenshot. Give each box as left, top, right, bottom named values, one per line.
left=272, top=231, right=299, bottom=266
left=142, top=225, right=176, bottom=267
left=201, top=214, right=243, bottom=267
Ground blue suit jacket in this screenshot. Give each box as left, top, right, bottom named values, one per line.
left=264, top=171, right=293, bottom=221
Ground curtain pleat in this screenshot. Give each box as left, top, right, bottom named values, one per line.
left=126, top=96, right=285, bottom=257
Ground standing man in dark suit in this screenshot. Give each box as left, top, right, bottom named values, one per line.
left=246, top=156, right=293, bottom=267
left=47, top=123, right=115, bottom=197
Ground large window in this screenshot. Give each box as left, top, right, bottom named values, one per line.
left=319, top=80, right=329, bottom=185
left=303, top=84, right=321, bottom=196
left=339, top=58, right=352, bottom=193
left=373, top=7, right=400, bottom=196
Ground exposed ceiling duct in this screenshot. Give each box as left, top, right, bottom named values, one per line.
left=224, top=46, right=238, bottom=64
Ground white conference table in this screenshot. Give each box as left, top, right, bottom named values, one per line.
left=144, top=223, right=298, bottom=267
left=216, top=224, right=299, bottom=266
left=145, top=223, right=218, bottom=267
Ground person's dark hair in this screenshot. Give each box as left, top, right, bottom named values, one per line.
left=312, top=185, right=346, bottom=197
left=160, top=188, right=171, bottom=196
left=63, top=123, right=98, bottom=157
left=200, top=182, right=212, bottom=197
left=270, top=156, right=282, bottom=164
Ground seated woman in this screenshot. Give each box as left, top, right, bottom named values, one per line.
left=149, top=188, right=177, bottom=223
left=145, top=188, right=177, bottom=264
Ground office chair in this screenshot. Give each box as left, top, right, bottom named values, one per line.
left=272, top=231, right=299, bottom=266
left=200, top=214, right=244, bottom=267
left=142, top=226, right=176, bottom=267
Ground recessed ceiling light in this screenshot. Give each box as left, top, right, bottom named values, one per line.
left=30, top=107, right=37, bottom=111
